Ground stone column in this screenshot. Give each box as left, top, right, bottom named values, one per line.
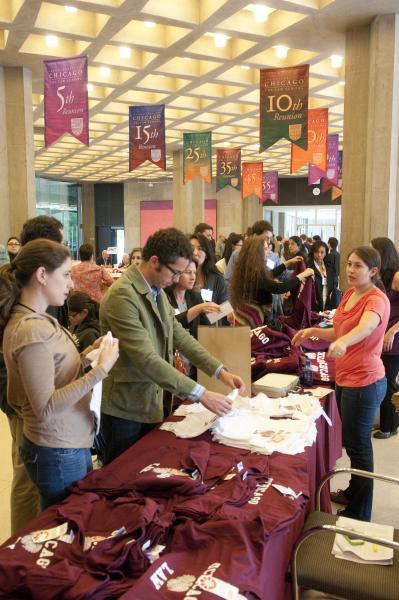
left=172, top=150, right=204, bottom=234
left=81, top=183, right=96, bottom=247
left=341, top=15, right=399, bottom=277
left=2, top=67, right=36, bottom=238
left=216, top=185, right=243, bottom=236
left=124, top=181, right=141, bottom=250
left=242, top=195, right=263, bottom=233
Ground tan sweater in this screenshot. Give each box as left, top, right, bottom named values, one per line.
left=3, top=306, right=107, bottom=448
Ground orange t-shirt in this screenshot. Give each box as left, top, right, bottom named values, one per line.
left=333, top=287, right=389, bottom=387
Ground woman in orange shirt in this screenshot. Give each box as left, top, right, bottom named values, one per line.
left=293, top=246, right=389, bottom=521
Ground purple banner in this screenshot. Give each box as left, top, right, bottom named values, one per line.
left=308, top=163, right=325, bottom=186
left=325, top=134, right=339, bottom=185
left=337, top=150, right=343, bottom=188
left=262, top=171, right=278, bottom=204
left=44, top=56, right=88, bottom=147
left=129, top=105, right=166, bottom=172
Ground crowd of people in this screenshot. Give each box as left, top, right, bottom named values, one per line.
left=0, top=214, right=398, bottom=539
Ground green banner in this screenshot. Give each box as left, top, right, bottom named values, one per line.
left=183, top=132, right=212, bottom=183
left=216, top=148, right=241, bottom=191
left=260, top=64, right=309, bottom=152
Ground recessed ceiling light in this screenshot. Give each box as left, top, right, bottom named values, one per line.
left=274, top=45, right=288, bottom=59
left=339, top=80, right=345, bottom=86
left=87, top=83, right=93, bottom=92
left=148, top=182, right=154, bottom=187
left=100, top=66, right=111, bottom=77
left=214, top=33, right=228, bottom=48
left=64, top=5, right=77, bottom=13
left=241, top=65, right=250, bottom=70
left=144, top=21, right=156, bottom=28
left=223, top=141, right=230, bottom=147
left=119, top=46, right=131, bottom=58
left=253, top=4, right=269, bottom=23
left=45, top=35, right=59, bottom=48
left=184, top=57, right=192, bottom=61
left=330, top=54, right=343, bottom=68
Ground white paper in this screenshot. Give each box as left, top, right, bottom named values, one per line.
left=266, top=258, right=275, bottom=270
left=206, top=300, right=233, bottom=324
left=332, top=517, right=394, bottom=565
left=86, top=331, right=113, bottom=434
left=201, top=288, right=213, bottom=302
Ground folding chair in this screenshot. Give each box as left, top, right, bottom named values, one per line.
left=290, top=467, right=399, bottom=599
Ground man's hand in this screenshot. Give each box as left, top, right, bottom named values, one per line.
left=218, top=369, right=245, bottom=394
left=199, top=390, right=233, bottom=416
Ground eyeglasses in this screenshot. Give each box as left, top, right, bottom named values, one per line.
left=163, top=263, right=186, bottom=278
left=7, top=241, right=20, bottom=247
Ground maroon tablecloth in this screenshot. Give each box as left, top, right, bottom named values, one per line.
left=0, top=392, right=341, bottom=600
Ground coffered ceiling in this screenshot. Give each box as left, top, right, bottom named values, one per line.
left=0, top=0, right=397, bottom=183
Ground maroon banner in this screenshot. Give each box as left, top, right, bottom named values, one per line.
left=262, top=171, right=278, bottom=204
left=216, top=148, right=241, bottom=191
left=129, top=105, right=166, bottom=172
left=242, top=162, right=263, bottom=201
left=44, top=56, right=89, bottom=147
left=260, top=64, right=309, bottom=151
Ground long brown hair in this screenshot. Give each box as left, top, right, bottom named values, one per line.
left=0, top=239, right=70, bottom=341
left=230, top=237, right=272, bottom=308
left=348, top=246, right=385, bottom=292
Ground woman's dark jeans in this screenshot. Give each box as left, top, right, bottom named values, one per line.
left=336, top=377, right=386, bottom=521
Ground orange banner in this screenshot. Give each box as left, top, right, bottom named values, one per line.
left=290, top=108, right=328, bottom=173
left=242, top=162, right=263, bottom=200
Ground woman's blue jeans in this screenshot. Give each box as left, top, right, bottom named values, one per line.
left=20, top=436, right=92, bottom=510
left=335, top=377, right=386, bottom=521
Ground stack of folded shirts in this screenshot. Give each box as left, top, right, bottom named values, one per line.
left=212, top=411, right=317, bottom=455
left=252, top=373, right=299, bottom=397
left=160, top=407, right=217, bottom=438
left=332, top=517, right=394, bottom=565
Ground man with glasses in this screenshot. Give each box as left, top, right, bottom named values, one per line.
left=100, top=227, right=244, bottom=464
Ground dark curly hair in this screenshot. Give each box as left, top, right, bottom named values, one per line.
left=142, top=228, right=192, bottom=264
left=20, top=216, right=63, bottom=245
left=370, top=237, right=399, bottom=289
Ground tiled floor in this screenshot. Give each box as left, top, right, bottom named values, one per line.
left=0, top=411, right=398, bottom=597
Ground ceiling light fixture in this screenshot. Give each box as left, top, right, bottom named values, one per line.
left=339, top=80, right=345, bottom=86
left=274, top=45, right=288, bottom=59
left=87, top=83, right=93, bottom=92
left=144, top=21, right=156, bottom=28
left=214, top=33, right=228, bottom=48
left=253, top=4, right=269, bottom=23
left=330, top=54, right=343, bottom=68
left=241, top=65, right=250, bottom=70
left=45, top=35, right=59, bottom=48
left=184, top=56, right=192, bottom=61
left=100, top=66, right=111, bottom=77
left=64, top=5, right=78, bottom=13
left=119, top=46, right=131, bottom=58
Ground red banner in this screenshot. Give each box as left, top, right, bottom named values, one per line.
left=291, top=108, right=328, bottom=173
left=242, top=162, right=263, bottom=201
left=260, top=64, right=309, bottom=151
left=44, top=56, right=89, bottom=147
left=129, top=105, right=166, bottom=172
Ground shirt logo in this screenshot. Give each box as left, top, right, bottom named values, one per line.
left=166, top=575, right=196, bottom=592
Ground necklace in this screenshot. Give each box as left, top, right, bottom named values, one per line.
left=17, top=302, right=37, bottom=313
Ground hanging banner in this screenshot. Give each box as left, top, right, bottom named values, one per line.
left=242, top=162, right=263, bottom=201
left=331, top=150, right=343, bottom=200
left=291, top=108, right=328, bottom=174
left=216, top=148, right=241, bottom=191
left=323, top=146, right=342, bottom=194
left=320, top=134, right=339, bottom=190
left=308, top=163, right=324, bottom=186
left=262, top=171, right=278, bottom=204
left=260, top=64, right=309, bottom=152
left=183, top=132, right=212, bottom=183
left=44, top=56, right=89, bottom=147
left=129, top=105, right=166, bottom=172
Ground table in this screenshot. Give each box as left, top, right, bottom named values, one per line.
left=0, top=392, right=341, bottom=600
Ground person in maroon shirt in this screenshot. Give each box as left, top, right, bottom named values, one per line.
left=371, top=237, right=399, bottom=438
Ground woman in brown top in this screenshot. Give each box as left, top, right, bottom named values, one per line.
left=0, top=239, right=119, bottom=510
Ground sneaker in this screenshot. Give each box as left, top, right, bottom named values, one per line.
left=330, top=489, right=349, bottom=505
left=373, top=430, right=398, bottom=439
